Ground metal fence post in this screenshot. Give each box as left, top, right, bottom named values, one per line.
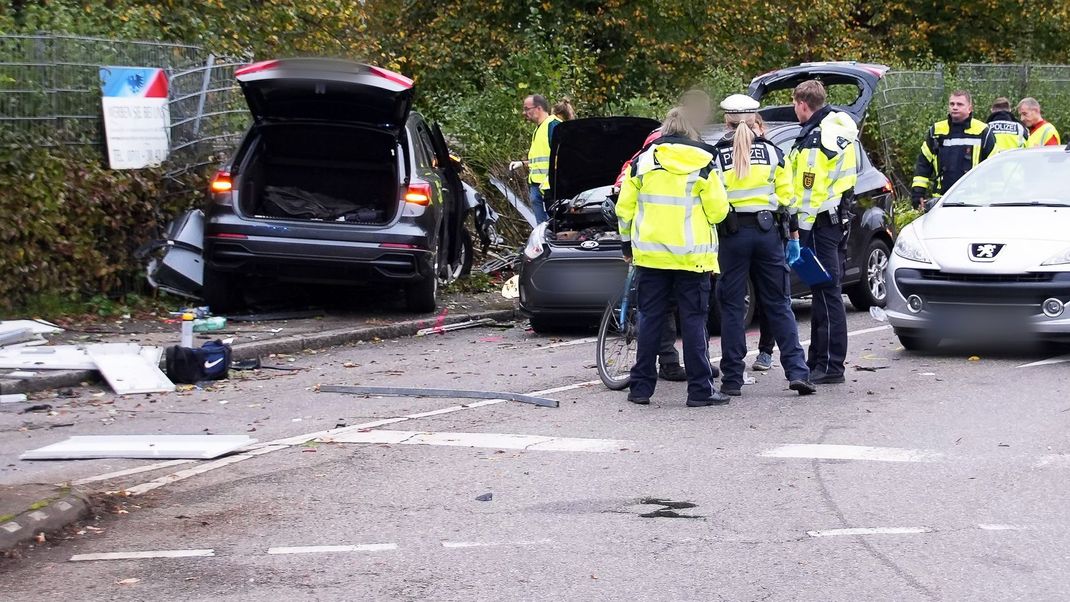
left=192, top=53, right=215, bottom=137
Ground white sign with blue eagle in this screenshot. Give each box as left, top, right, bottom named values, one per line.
left=100, top=67, right=171, bottom=169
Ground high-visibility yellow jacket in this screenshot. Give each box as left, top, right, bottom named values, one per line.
left=987, top=111, right=1026, bottom=154
left=912, top=115, right=994, bottom=202
left=713, top=134, right=795, bottom=214
left=617, top=138, right=729, bottom=273
left=527, top=115, right=560, bottom=191
left=789, top=107, right=858, bottom=230
left=1026, top=120, right=1061, bottom=147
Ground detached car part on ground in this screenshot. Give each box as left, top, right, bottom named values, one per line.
left=886, top=147, right=1070, bottom=350
left=518, top=62, right=896, bottom=334
left=143, top=58, right=498, bottom=313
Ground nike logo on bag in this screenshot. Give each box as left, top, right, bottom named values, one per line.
left=204, top=358, right=224, bottom=369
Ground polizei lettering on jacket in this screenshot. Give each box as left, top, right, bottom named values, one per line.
left=717, top=145, right=771, bottom=170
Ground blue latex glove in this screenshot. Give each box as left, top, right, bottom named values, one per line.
left=786, top=239, right=802, bottom=266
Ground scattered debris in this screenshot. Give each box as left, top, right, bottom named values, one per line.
left=88, top=348, right=174, bottom=395
left=0, top=327, right=35, bottom=347
left=116, top=578, right=141, bottom=586
left=0, top=393, right=28, bottom=403
left=416, top=318, right=496, bottom=337
left=319, top=384, right=559, bottom=408
left=20, top=404, right=52, bottom=414
left=968, top=356, right=981, bottom=361
left=475, top=492, right=493, bottom=502
left=853, top=365, right=889, bottom=372
left=500, top=275, right=520, bottom=299
left=637, top=498, right=703, bottom=519
left=20, top=434, right=258, bottom=460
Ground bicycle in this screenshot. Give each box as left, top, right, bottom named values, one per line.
left=596, top=265, right=640, bottom=390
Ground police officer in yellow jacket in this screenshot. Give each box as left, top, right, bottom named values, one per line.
left=987, top=97, right=1026, bottom=154
left=789, top=80, right=858, bottom=385
left=911, top=90, right=995, bottom=210
left=714, top=94, right=815, bottom=397
left=616, top=108, right=731, bottom=406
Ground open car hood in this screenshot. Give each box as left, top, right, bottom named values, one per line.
left=548, top=116, right=661, bottom=202
left=235, top=58, right=414, bottom=132
left=747, top=61, right=889, bottom=125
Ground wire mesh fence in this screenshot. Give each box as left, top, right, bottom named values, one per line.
left=869, top=63, right=1070, bottom=197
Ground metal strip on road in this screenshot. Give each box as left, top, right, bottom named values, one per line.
left=807, top=527, right=933, bottom=537
left=761, top=444, right=942, bottom=463
left=267, top=544, right=397, bottom=555
left=70, top=549, right=215, bottom=561
left=1017, top=354, right=1070, bottom=369
left=318, top=385, right=559, bottom=408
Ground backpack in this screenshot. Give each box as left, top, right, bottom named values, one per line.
left=165, top=339, right=232, bottom=384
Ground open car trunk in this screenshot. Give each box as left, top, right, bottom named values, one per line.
left=546, top=116, right=660, bottom=248
left=238, top=123, right=400, bottom=225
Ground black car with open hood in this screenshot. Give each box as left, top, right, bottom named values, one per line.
left=518, top=116, right=659, bottom=331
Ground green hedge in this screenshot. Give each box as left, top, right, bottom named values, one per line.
left=0, top=139, right=195, bottom=312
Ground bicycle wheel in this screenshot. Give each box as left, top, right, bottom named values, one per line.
left=597, top=290, right=639, bottom=390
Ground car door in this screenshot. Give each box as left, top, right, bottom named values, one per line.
left=428, top=122, right=467, bottom=270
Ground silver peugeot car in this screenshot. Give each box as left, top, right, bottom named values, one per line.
left=886, top=146, right=1070, bottom=350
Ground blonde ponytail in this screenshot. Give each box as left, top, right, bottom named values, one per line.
left=732, top=120, right=755, bottom=179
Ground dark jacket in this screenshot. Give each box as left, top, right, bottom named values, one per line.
left=912, top=113, right=995, bottom=206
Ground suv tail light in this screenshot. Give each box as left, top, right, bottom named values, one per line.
left=403, top=182, right=432, bottom=206
left=210, top=170, right=233, bottom=193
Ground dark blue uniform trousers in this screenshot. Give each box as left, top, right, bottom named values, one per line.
left=801, top=221, right=848, bottom=379
left=717, top=225, right=809, bottom=388
left=629, top=267, right=714, bottom=400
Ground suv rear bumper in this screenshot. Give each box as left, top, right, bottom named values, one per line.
left=205, top=234, right=433, bottom=284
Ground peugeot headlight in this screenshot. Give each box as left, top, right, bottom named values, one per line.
left=523, top=222, right=549, bottom=260
left=1041, top=246, right=1070, bottom=266
left=893, top=226, right=931, bottom=264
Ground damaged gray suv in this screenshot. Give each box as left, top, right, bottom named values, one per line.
left=150, top=58, right=492, bottom=313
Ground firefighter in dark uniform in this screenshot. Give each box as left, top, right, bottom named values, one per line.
left=789, top=80, right=858, bottom=384
left=912, top=90, right=996, bottom=211
left=714, top=94, right=815, bottom=397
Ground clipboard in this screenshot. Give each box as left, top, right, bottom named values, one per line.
left=790, top=247, right=833, bottom=287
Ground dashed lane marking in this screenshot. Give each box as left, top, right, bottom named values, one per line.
left=70, top=549, right=214, bottom=561
left=267, top=544, right=397, bottom=555
left=323, top=429, right=630, bottom=453
left=977, top=524, right=1028, bottom=531
left=441, top=540, right=552, bottom=549
left=760, top=444, right=942, bottom=463
left=807, top=527, right=933, bottom=537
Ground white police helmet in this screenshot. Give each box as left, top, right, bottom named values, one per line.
left=720, top=94, right=760, bottom=114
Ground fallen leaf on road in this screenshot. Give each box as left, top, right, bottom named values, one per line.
left=968, top=356, right=981, bottom=361
left=116, top=578, right=140, bottom=585
left=34, top=533, right=45, bottom=543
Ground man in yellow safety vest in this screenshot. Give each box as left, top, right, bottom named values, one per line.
left=510, top=95, right=560, bottom=224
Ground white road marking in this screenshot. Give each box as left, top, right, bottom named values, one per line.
left=977, top=524, right=1027, bottom=531
left=124, top=445, right=287, bottom=496
left=96, top=324, right=893, bottom=496
left=441, top=540, right=551, bottom=549
left=71, top=460, right=195, bottom=486
left=324, top=429, right=629, bottom=453
left=267, top=544, right=397, bottom=555
left=1017, top=354, right=1070, bottom=369
left=807, top=527, right=932, bottom=537
left=539, top=337, right=598, bottom=350
left=70, top=549, right=214, bottom=561
left=761, top=444, right=942, bottom=463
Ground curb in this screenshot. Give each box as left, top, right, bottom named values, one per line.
left=0, top=487, right=92, bottom=554
left=0, top=308, right=518, bottom=395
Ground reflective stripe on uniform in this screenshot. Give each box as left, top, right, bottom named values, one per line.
left=942, top=138, right=981, bottom=147
left=632, top=240, right=717, bottom=255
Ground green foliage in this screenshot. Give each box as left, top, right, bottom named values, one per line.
left=0, top=137, right=193, bottom=313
